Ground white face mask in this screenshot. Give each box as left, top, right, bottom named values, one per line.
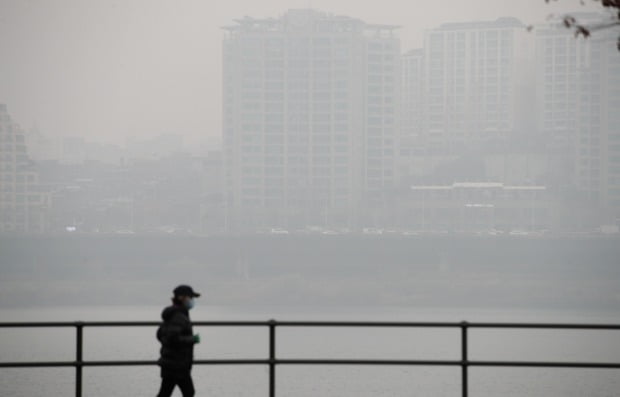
left=185, top=298, right=195, bottom=310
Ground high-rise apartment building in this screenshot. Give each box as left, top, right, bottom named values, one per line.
left=575, top=31, right=620, bottom=220
left=536, top=15, right=620, bottom=223
left=223, top=10, right=399, bottom=230
left=593, top=37, right=620, bottom=220
left=400, top=49, right=425, bottom=155
left=535, top=21, right=587, bottom=153
left=0, top=104, right=49, bottom=233
left=422, top=17, right=534, bottom=153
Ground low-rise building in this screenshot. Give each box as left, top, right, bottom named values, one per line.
left=406, top=182, right=549, bottom=231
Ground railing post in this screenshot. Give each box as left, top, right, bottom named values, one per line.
left=269, top=319, right=277, bottom=397
left=75, top=322, right=84, bottom=397
left=461, top=321, right=468, bottom=397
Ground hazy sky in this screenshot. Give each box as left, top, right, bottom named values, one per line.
left=0, top=0, right=600, bottom=146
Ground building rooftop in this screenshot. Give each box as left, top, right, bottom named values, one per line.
left=223, top=9, right=398, bottom=33
left=411, top=182, right=547, bottom=190
left=437, top=17, right=524, bottom=31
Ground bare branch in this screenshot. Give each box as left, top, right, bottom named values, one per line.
left=574, top=25, right=591, bottom=38
left=541, top=0, right=620, bottom=50
left=583, top=20, right=620, bottom=32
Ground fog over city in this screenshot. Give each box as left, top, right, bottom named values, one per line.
left=1, top=0, right=619, bottom=305
left=0, top=0, right=604, bottom=145
left=1, top=1, right=620, bottom=395
left=1, top=0, right=619, bottom=303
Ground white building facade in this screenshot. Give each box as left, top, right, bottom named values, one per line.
left=422, top=18, right=534, bottom=153
left=536, top=16, right=620, bottom=224
left=0, top=104, right=50, bottom=233
left=223, top=10, right=400, bottom=230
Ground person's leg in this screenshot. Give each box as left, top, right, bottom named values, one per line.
left=156, top=376, right=176, bottom=397
left=176, top=374, right=195, bottom=397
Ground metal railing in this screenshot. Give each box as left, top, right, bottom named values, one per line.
left=1, top=320, right=619, bottom=396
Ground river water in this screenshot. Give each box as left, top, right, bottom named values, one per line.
left=1, top=305, right=619, bottom=396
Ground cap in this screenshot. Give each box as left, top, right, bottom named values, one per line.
left=173, top=285, right=201, bottom=298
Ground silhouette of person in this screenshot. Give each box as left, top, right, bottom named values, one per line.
left=156, top=285, right=201, bottom=397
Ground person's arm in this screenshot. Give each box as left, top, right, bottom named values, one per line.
left=159, top=313, right=195, bottom=345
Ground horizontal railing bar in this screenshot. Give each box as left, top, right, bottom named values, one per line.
left=277, top=359, right=461, bottom=366
left=0, top=321, right=459, bottom=328
left=470, top=360, right=620, bottom=368
left=274, top=321, right=620, bottom=329
left=2, top=321, right=620, bottom=329
left=0, top=321, right=270, bottom=328
left=270, top=321, right=462, bottom=327
left=277, top=359, right=620, bottom=368
left=468, top=323, right=620, bottom=330
left=86, top=359, right=272, bottom=366
left=0, top=361, right=77, bottom=368
left=2, top=359, right=620, bottom=369
left=0, top=360, right=271, bottom=368
left=0, top=322, right=82, bottom=328
left=84, top=359, right=273, bottom=366
left=86, top=321, right=273, bottom=327
left=193, top=359, right=271, bottom=365
left=70, top=322, right=161, bottom=327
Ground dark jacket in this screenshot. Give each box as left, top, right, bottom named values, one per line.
left=157, top=304, right=195, bottom=374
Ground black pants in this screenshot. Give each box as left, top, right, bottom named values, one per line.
left=157, top=374, right=195, bottom=397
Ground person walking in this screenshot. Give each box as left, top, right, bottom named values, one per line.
left=156, top=285, right=201, bottom=397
